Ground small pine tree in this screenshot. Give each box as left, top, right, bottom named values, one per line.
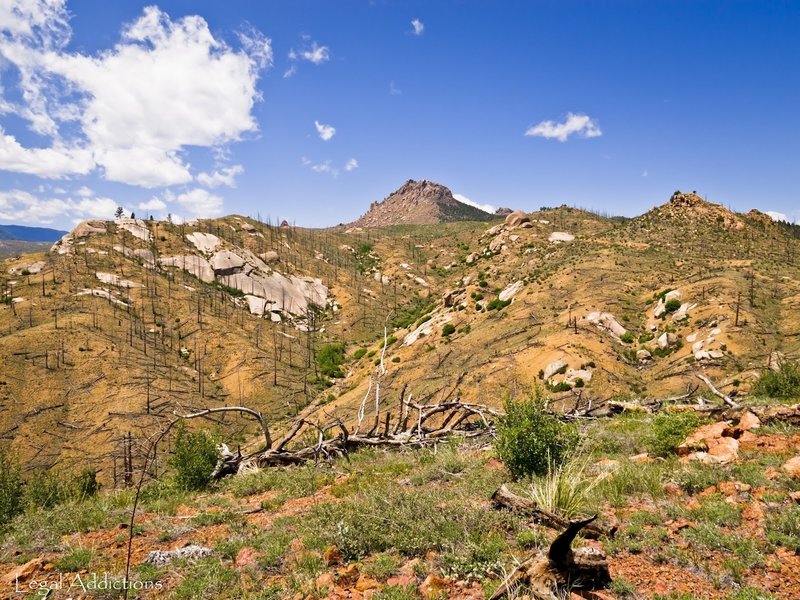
left=114, top=206, right=124, bottom=219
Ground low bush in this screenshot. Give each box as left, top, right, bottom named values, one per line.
left=442, top=323, right=456, bottom=336
left=494, top=392, right=578, bottom=479
left=170, top=424, right=219, bottom=491
left=317, top=342, right=346, bottom=378
left=649, top=411, right=701, bottom=457
left=0, top=448, right=24, bottom=527
left=751, top=360, right=800, bottom=399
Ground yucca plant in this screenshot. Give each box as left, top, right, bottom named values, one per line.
left=528, top=455, right=606, bottom=519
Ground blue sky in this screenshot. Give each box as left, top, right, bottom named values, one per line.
left=0, top=0, right=798, bottom=229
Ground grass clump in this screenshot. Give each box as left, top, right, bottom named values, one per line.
left=494, top=391, right=578, bottom=479
left=0, top=448, right=24, bottom=528
left=648, top=411, right=701, bottom=457
left=55, top=546, right=94, bottom=572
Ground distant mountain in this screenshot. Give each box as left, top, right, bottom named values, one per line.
left=0, top=224, right=67, bottom=242
left=350, top=179, right=496, bottom=227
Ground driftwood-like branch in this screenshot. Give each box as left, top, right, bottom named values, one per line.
left=491, top=484, right=616, bottom=540
left=695, top=373, right=740, bottom=409
left=489, top=514, right=611, bottom=600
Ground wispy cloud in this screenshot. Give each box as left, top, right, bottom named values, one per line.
left=525, top=113, right=602, bottom=142
left=289, top=38, right=330, bottom=65
left=766, top=210, right=790, bottom=222
left=314, top=120, right=336, bottom=142
left=389, top=80, right=402, bottom=96
left=345, top=158, right=358, bottom=172
left=410, top=19, right=424, bottom=36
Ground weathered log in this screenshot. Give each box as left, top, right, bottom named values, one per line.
left=489, top=515, right=612, bottom=600
left=491, top=484, right=616, bottom=540
left=695, top=373, right=740, bottom=409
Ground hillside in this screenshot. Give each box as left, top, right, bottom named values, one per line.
left=349, top=179, right=496, bottom=227
left=1, top=190, right=800, bottom=598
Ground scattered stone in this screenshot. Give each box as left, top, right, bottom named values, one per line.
left=637, top=349, right=652, bottom=362
left=235, top=547, right=261, bottom=570
left=3, top=558, right=43, bottom=585
left=443, top=288, right=466, bottom=307
left=658, top=332, right=677, bottom=349
left=783, top=456, right=800, bottom=479
left=356, top=574, right=382, bottom=591
left=323, top=545, right=343, bottom=566
left=465, top=252, right=479, bottom=264
left=630, top=453, right=654, bottom=463
left=260, top=250, right=279, bottom=263
left=419, top=575, right=450, bottom=599
left=565, top=368, right=592, bottom=386
left=586, top=311, right=627, bottom=338
left=144, top=545, right=213, bottom=567
left=548, top=231, right=575, bottom=243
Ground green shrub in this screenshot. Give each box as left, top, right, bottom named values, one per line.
left=649, top=411, right=701, bottom=457
left=486, top=298, right=511, bottom=311
left=317, top=342, right=346, bottom=378
left=620, top=332, right=634, bottom=344
left=442, top=323, right=456, bottom=336
left=0, top=448, right=24, bottom=527
left=494, top=392, right=578, bottom=479
left=353, top=348, right=367, bottom=360
left=751, top=360, right=800, bottom=398
left=73, top=467, right=99, bottom=499
left=664, top=298, right=682, bottom=313
left=170, top=424, right=219, bottom=491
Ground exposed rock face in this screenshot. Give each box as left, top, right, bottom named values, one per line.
left=658, top=332, right=677, bottom=349
left=495, top=207, right=514, bottom=215
left=115, top=218, right=150, bottom=242
left=185, top=232, right=222, bottom=254
left=159, top=255, right=215, bottom=283
left=113, top=246, right=155, bottom=267
left=504, top=210, right=531, bottom=228
left=351, top=179, right=493, bottom=227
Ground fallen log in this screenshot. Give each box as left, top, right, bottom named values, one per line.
left=491, top=485, right=616, bottom=540
left=695, top=373, right=740, bottom=409
left=489, top=515, right=612, bottom=600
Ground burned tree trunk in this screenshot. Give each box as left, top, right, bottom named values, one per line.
left=490, top=515, right=611, bottom=600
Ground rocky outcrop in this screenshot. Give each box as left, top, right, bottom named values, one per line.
left=210, top=250, right=246, bottom=275
left=504, top=210, right=530, bottom=228
left=585, top=311, right=627, bottom=338
left=115, top=218, right=150, bottom=242
left=544, top=360, right=568, bottom=381
left=95, top=272, right=142, bottom=288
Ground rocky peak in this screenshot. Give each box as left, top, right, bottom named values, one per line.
left=350, top=179, right=494, bottom=227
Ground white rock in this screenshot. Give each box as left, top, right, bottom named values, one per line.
left=565, top=368, right=592, bottom=385
left=544, top=359, right=569, bottom=380
left=498, top=281, right=524, bottom=302
left=548, top=231, right=574, bottom=243
left=404, top=313, right=451, bottom=346
left=95, top=272, right=142, bottom=288
left=686, top=333, right=698, bottom=343
left=210, top=250, right=246, bottom=274
left=586, top=311, right=627, bottom=337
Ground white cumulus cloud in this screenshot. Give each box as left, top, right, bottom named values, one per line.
left=197, top=165, right=244, bottom=188
left=0, top=3, right=271, bottom=187
left=766, top=210, right=789, bottom=222
left=345, top=158, right=358, bottom=172
left=453, top=193, right=495, bottom=214
left=411, top=19, right=424, bottom=35
left=314, top=120, right=336, bottom=141
left=525, top=113, right=602, bottom=142
left=0, top=188, right=117, bottom=225
left=176, top=188, right=223, bottom=217
left=138, top=197, right=167, bottom=211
